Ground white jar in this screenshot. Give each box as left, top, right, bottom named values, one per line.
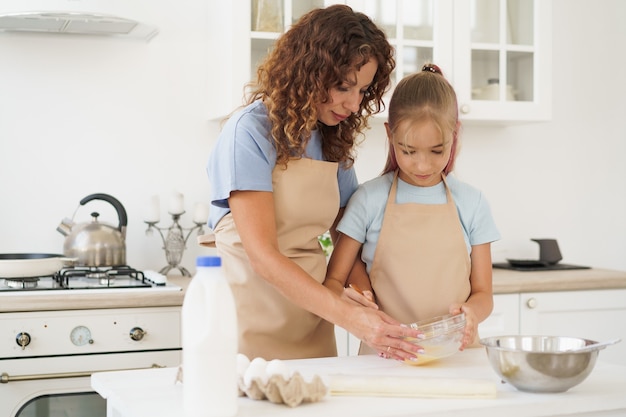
left=472, top=78, right=518, bottom=101
left=182, top=256, right=238, bottom=417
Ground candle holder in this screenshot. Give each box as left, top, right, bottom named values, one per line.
left=145, top=211, right=205, bottom=277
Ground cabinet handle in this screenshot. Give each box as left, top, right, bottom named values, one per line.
left=526, top=298, right=537, bottom=309
left=460, top=104, right=470, bottom=114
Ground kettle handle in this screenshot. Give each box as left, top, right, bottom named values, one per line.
left=79, top=193, right=128, bottom=230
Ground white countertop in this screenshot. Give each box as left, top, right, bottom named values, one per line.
left=92, top=348, right=626, bottom=417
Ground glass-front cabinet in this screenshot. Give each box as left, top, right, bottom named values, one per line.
left=346, top=0, right=445, bottom=93
left=452, top=0, right=552, bottom=123
left=208, top=0, right=551, bottom=124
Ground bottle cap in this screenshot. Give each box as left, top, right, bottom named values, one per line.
left=196, top=256, right=221, bottom=267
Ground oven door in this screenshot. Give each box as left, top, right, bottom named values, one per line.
left=1, top=351, right=181, bottom=417
left=4, top=376, right=105, bottom=417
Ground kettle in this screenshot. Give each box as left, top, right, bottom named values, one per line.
left=57, top=193, right=128, bottom=267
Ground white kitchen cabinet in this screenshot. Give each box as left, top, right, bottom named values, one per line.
left=208, top=0, right=331, bottom=120
left=335, top=326, right=348, bottom=356
left=451, top=0, right=552, bottom=123
left=480, top=289, right=626, bottom=366
left=335, top=327, right=361, bottom=356
left=519, top=289, right=626, bottom=367
left=209, top=0, right=551, bottom=124
left=478, top=293, right=520, bottom=338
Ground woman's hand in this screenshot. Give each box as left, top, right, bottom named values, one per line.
left=344, top=303, right=424, bottom=362
left=341, top=284, right=378, bottom=309
left=449, top=303, right=478, bottom=350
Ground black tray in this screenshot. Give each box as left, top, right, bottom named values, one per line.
left=493, top=262, right=590, bottom=272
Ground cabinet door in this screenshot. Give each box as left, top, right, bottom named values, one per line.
left=347, top=0, right=449, bottom=78
left=452, top=0, right=552, bottom=123
left=335, top=326, right=349, bottom=356
left=346, top=0, right=450, bottom=119
left=478, top=293, right=520, bottom=338
left=210, top=0, right=551, bottom=122
left=520, top=289, right=626, bottom=366
left=334, top=326, right=361, bottom=356
left=209, top=0, right=334, bottom=119
left=209, top=0, right=446, bottom=120
left=208, top=1, right=251, bottom=120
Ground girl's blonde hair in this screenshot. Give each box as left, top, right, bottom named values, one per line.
left=246, top=5, right=395, bottom=168
left=382, top=64, right=460, bottom=175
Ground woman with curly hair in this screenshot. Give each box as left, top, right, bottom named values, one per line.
left=205, top=4, right=421, bottom=360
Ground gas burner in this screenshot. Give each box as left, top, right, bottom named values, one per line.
left=83, top=271, right=116, bottom=286
left=3, top=277, right=40, bottom=289
left=0, top=265, right=177, bottom=292
left=55, top=265, right=151, bottom=290
left=86, top=271, right=110, bottom=280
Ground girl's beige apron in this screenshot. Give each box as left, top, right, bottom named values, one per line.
left=208, top=158, right=339, bottom=360
left=361, top=171, right=471, bottom=354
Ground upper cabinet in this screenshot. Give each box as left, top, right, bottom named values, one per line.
left=451, top=0, right=552, bottom=124
left=208, top=0, right=552, bottom=124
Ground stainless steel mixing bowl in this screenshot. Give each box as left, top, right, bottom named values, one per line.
left=480, top=335, right=614, bottom=393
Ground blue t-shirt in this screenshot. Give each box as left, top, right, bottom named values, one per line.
left=337, top=172, right=501, bottom=274
left=207, top=100, right=359, bottom=229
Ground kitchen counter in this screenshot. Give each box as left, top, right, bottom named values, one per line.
left=490, top=267, right=626, bottom=294
left=2, top=268, right=626, bottom=313
left=92, top=348, right=626, bottom=417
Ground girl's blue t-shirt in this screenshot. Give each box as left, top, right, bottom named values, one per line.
left=206, top=100, right=359, bottom=229
left=337, top=172, right=501, bottom=274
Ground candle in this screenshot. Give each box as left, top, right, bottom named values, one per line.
left=193, top=202, right=210, bottom=224
left=146, top=195, right=160, bottom=223
left=169, top=191, right=185, bottom=215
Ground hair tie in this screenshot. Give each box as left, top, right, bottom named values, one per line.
left=422, top=64, right=442, bottom=75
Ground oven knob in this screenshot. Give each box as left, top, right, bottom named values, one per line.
left=129, top=327, right=147, bottom=341
left=16, top=332, right=31, bottom=350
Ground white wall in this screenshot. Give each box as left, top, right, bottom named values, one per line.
left=0, top=0, right=624, bottom=274
left=353, top=0, right=626, bottom=270
left=0, top=0, right=215, bottom=272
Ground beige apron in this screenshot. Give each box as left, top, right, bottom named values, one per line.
left=360, top=171, right=471, bottom=354
left=211, top=158, right=339, bottom=360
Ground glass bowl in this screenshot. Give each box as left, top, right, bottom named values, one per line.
left=403, top=313, right=466, bottom=365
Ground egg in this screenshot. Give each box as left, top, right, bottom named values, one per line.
left=243, top=357, right=268, bottom=386
left=266, top=359, right=292, bottom=380
left=236, top=353, right=250, bottom=378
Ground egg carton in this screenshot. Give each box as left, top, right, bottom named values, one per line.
left=239, top=372, right=328, bottom=408
left=175, top=365, right=327, bottom=408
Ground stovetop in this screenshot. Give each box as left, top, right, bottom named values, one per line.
left=0, top=265, right=166, bottom=292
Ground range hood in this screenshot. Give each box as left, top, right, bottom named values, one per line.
left=0, top=1, right=158, bottom=41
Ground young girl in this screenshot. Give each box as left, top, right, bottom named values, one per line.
left=324, top=64, right=500, bottom=357
left=205, top=5, right=421, bottom=361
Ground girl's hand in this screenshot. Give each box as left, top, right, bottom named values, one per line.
left=342, top=284, right=378, bottom=309
left=449, top=303, right=478, bottom=350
